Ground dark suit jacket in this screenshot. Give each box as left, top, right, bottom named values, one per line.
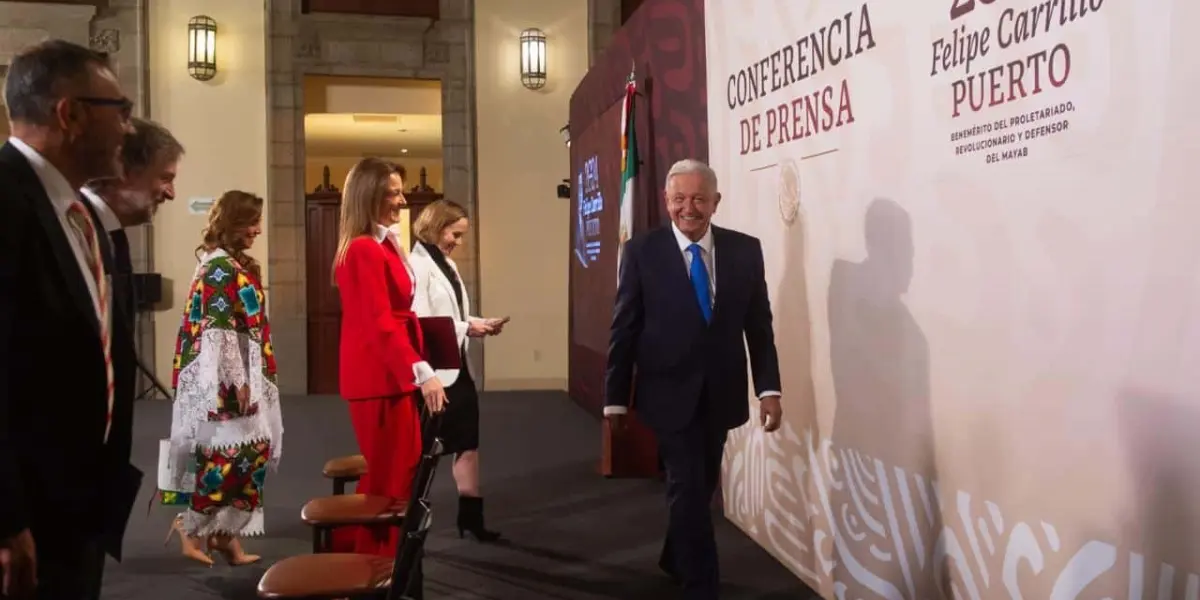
left=0, top=142, right=142, bottom=560
left=605, top=225, right=782, bottom=433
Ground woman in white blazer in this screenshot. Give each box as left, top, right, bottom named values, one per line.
left=409, top=199, right=507, bottom=542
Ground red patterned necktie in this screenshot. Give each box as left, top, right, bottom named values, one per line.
left=65, top=201, right=113, bottom=443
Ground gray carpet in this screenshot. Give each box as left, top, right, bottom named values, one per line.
left=101, top=392, right=815, bottom=599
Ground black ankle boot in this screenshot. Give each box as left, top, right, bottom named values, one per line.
left=456, top=496, right=502, bottom=542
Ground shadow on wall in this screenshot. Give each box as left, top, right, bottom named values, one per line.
left=825, top=198, right=943, bottom=598
left=721, top=183, right=821, bottom=579
left=775, top=183, right=818, bottom=449
left=1117, top=389, right=1200, bottom=593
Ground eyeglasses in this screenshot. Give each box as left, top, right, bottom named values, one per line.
left=76, top=96, right=134, bottom=120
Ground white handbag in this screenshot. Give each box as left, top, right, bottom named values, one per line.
left=157, top=438, right=193, bottom=492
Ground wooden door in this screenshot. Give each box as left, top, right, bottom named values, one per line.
left=304, top=192, right=442, bottom=394
left=306, top=192, right=342, bottom=394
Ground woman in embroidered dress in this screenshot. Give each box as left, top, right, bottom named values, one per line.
left=157, top=190, right=284, bottom=566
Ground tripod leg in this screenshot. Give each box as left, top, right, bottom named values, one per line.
left=135, top=357, right=172, bottom=400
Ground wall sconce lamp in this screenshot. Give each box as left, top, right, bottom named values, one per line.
left=559, top=124, right=571, bottom=147
left=519, top=28, right=547, bottom=90
left=187, top=15, right=217, bottom=81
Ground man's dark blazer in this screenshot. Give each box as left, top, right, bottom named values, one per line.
left=0, top=142, right=143, bottom=562
left=605, top=224, right=781, bottom=433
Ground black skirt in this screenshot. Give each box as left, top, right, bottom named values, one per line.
left=435, top=361, right=480, bottom=455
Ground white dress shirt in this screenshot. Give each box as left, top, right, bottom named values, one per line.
left=372, top=223, right=436, bottom=386
left=604, top=224, right=780, bottom=417
left=8, top=136, right=104, bottom=322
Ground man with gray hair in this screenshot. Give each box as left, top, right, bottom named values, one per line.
left=82, top=117, right=184, bottom=323
left=605, top=158, right=784, bottom=599
left=0, top=39, right=140, bottom=599
left=85, top=116, right=183, bottom=227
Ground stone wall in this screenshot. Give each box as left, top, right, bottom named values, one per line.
left=265, top=0, right=477, bottom=394
left=588, top=0, right=622, bottom=65
left=0, top=1, right=94, bottom=62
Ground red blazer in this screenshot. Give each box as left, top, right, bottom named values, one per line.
left=336, top=236, right=426, bottom=400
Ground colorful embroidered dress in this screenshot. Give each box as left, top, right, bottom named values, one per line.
left=157, top=248, right=284, bottom=537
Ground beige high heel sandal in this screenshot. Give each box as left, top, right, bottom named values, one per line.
left=165, top=515, right=214, bottom=566
left=207, top=534, right=261, bottom=566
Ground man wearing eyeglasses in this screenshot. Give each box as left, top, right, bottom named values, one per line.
left=0, top=40, right=141, bottom=600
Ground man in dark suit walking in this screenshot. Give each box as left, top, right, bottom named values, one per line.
left=0, top=40, right=141, bottom=599
left=606, top=158, right=784, bottom=599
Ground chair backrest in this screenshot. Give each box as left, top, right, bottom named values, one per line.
left=385, top=412, right=444, bottom=600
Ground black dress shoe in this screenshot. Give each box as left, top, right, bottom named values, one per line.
left=658, top=557, right=680, bottom=582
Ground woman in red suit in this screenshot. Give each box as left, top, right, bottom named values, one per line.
left=330, top=157, right=448, bottom=564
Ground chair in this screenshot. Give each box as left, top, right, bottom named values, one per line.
left=255, top=553, right=393, bottom=599
left=258, top=417, right=444, bottom=600
left=301, top=493, right=406, bottom=553
left=322, top=454, right=367, bottom=495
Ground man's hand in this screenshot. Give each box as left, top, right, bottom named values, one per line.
left=605, top=413, right=627, bottom=434
left=420, top=377, right=449, bottom=413
left=0, top=529, right=36, bottom=598
left=760, top=395, right=783, bottom=432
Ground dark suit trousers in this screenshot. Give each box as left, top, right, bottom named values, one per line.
left=29, top=532, right=106, bottom=600
left=657, top=399, right=728, bottom=600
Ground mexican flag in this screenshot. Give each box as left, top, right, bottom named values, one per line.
left=617, top=67, right=637, bottom=277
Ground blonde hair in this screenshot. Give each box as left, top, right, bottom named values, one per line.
left=331, top=157, right=403, bottom=282
left=196, top=190, right=264, bottom=280
left=413, top=199, right=468, bottom=245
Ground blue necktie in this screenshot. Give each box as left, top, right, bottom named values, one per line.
left=687, top=243, right=712, bottom=323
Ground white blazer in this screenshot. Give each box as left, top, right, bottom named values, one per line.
left=409, top=242, right=477, bottom=386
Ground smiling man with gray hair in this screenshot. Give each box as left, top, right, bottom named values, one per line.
left=605, top=158, right=783, bottom=599
left=81, top=117, right=183, bottom=325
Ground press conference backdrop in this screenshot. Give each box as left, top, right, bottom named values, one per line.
left=706, top=0, right=1200, bottom=598
left=568, top=100, right=624, bottom=414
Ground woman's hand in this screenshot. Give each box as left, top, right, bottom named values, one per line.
left=466, top=319, right=493, bottom=338
left=236, top=384, right=251, bottom=413
left=485, top=317, right=510, bottom=335
left=420, top=377, right=449, bottom=413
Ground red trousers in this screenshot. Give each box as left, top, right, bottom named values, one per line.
left=330, top=395, right=422, bottom=557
